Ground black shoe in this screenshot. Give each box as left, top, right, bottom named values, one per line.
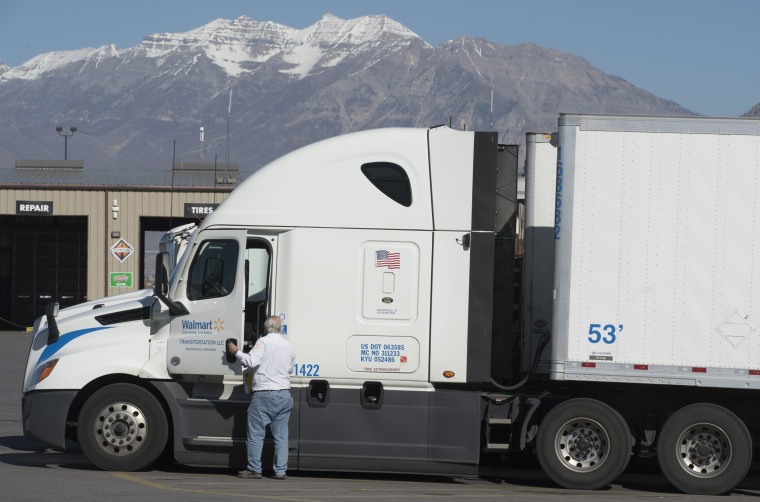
left=273, top=473, right=287, bottom=480
left=238, top=470, right=262, bottom=479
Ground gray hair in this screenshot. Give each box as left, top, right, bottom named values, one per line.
left=264, top=316, right=282, bottom=334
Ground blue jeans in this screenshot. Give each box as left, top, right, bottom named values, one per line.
left=247, top=390, right=293, bottom=475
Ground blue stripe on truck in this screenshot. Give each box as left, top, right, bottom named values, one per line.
left=38, top=326, right=114, bottom=365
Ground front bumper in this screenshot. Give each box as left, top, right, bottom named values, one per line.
left=22, top=390, right=77, bottom=449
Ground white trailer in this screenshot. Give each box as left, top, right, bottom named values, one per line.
left=553, top=114, right=760, bottom=383
left=543, top=113, right=760, bottom=494
left=20, top=116, right=760, bottom=495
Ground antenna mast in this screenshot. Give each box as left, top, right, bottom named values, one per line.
left=490, top=89, right=494, bottom=130
left=225, top=89, right=232, bottom=171
left=170, top=139, right=176, bottom=229
left=199, top=126, right=205, bottom=161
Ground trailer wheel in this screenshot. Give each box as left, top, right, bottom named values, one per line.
left=657, top=403, right=751, bottom=495
left=77, top=383, right=168, bottom=471
left=537, top=398, right=631, bottom=489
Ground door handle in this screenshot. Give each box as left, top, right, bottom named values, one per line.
left=225, top=338, right=238, bottom=363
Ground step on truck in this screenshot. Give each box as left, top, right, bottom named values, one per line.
left=22, top=115, right=760, bottom=495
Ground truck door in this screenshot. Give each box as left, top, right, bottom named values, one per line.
left=167, top=230, right=276, bottom=376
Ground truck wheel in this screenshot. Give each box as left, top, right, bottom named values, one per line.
left=77, top=383, right=168, bottom=471
left=537, top=398, right=631, bottom=489
left=657, top=403, right=751, bottom=495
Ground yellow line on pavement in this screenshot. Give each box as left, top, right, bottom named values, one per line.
left=109, top=473, right=679, bottom=500
left=110, top=472, right=316, bottom=501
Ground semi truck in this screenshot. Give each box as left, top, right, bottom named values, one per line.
left=22, top=114, right=760, bottom=495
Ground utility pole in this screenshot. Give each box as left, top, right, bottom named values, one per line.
left=55, top=126, right=77, bottom=160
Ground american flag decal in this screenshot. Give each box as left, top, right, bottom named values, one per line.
left=375, top=250, right=400, bottom=269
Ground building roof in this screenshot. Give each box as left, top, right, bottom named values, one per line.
left=0, top=160, right=242, bottom=190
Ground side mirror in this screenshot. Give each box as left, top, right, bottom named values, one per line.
left=154, top=252, right=170, bottom=296
left=46, top=302, right=60, bottom=345
left=154, top=252, right=188, bottom=316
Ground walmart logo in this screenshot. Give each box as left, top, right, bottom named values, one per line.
left=180, top=317, right=225, bottom=333
left=213, top=317, right=225, bottom=333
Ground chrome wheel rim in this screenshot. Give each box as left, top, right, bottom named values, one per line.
left=674, top=423, right=731, bottom=478
left=553, top=417, right=609, bottom=472
left=92, top=401, right=148, bottom=456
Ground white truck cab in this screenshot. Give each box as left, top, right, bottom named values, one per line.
left=23, top=126, right=502, bottom=474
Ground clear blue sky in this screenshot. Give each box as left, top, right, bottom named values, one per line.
left=1, top=0, right=758, bottom=116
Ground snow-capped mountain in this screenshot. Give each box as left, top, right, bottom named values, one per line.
left=743, top=102, right=760, bottom=117
left=1, top=14, right=424, bottom=82
left=0, top=14, right=691, bottom=173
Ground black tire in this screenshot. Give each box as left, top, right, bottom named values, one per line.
left=657, top=403, right=751, bottom=495
left=537, top=398, right=631, bottom=489
left=77, top=383, right=168, bottom=471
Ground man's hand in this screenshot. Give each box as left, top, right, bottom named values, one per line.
left=227, top=341, right=238, bottom=354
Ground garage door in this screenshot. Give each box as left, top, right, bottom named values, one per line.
left=12, top=218, right=87, bottom=327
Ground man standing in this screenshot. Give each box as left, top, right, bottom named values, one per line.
left=227, top=316, right=295, bottom=479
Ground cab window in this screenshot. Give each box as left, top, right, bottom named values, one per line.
left=187, top=239, right=239, bottom=300
left=361, top=162, right=412, bottom=207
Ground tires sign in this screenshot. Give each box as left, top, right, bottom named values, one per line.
left=184, top=203, right=218, bottom=218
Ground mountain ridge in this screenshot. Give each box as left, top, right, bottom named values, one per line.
left=0, top=14, right=696, bottom=174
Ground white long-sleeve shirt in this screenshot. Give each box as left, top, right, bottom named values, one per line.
left=235, top=332, right=295, bottom=392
